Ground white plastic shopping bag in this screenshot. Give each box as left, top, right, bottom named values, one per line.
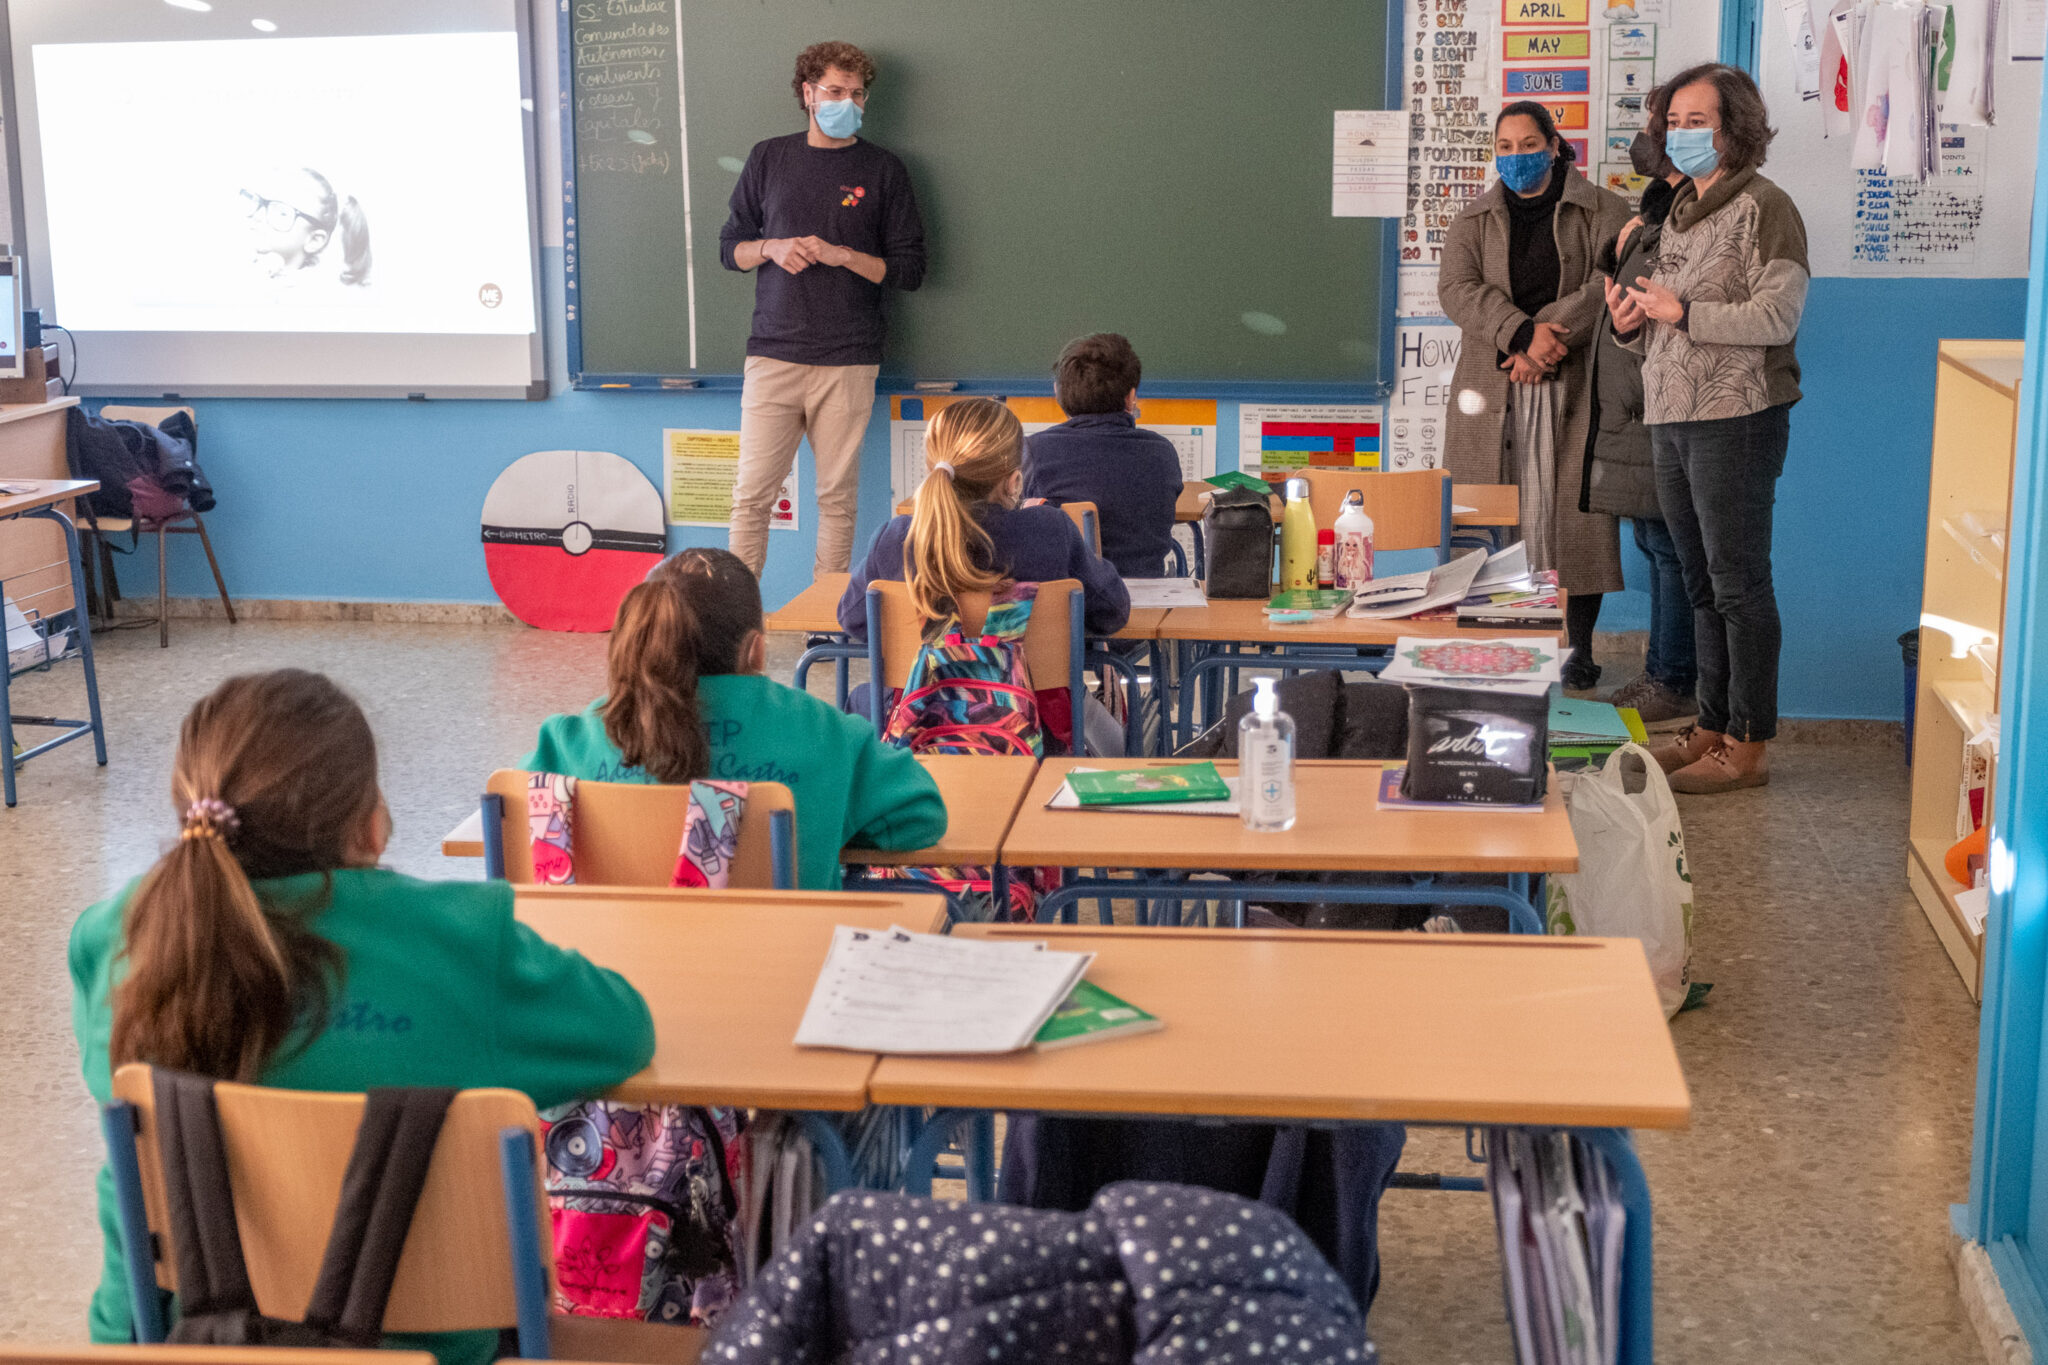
left=1546, top=743, right=1696, bottom=1017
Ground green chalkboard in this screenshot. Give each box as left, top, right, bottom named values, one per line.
left=564, top=0, right=1394, bottom=389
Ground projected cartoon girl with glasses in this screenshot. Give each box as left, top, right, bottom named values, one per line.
left=239, top=168, right=372, bottom=287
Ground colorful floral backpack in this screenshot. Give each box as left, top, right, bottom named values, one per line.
left=875, top=585, right=1062, bottom=921
left=523, top=772, right=753, bottom=1325
left=881, top=583, right=1052, bottom=756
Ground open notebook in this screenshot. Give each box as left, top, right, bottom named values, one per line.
left=795, top=926, right=1095, bottom=1054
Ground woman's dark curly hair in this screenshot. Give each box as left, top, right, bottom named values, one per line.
left=792, top=41, right=876, bottom=112
left=1649, top=62, right=1776, bottom=175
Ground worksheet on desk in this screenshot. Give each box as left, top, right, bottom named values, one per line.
left=1124, top=579, right=1209, bottom=609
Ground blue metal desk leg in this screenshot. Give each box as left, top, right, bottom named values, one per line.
left=1572, top=1128, right=1654, bottom=1365
left=2, top=619, right=15, bottom=809
left=42, top=508, right=108, bottom=768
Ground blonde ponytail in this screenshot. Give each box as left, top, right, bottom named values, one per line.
left=906, top=398, right=1023, bottom=620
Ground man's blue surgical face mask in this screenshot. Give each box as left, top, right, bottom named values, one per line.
left=812, top=94, right=863, bottom=139
left=1665, top=127, right=1721, bottom=178
left=1495, top=149, right=1554, bottom=195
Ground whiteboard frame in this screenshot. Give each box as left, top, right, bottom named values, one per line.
left=560, top=0, right=1405, bottom=402
left=0, top=0, right=551, bottom=400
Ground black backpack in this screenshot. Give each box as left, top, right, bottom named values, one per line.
left=1198, top=486, right=1275, bottom=599
left=65, top=408, right=215, bottom=525
left=150, top=1069, right=455, bottom=1348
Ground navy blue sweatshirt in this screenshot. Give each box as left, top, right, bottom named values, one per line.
left=838, top=505, right=1131, bottom=639
left=1022, top=412, right=1184, bottom=579
left=718, top=133, right=927, bottom=366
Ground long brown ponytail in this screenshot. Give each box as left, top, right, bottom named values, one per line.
left=111, top=670, right=375, bottom=1081
left=906, top=397, right=1024, bottom=620
left=603, top=547, right=764, bottom=783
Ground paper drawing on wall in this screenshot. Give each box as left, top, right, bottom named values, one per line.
left=481, top=449, right=666, bottom=633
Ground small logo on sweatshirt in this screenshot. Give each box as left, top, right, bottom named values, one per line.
left=839, top=184, right=866, bottom=208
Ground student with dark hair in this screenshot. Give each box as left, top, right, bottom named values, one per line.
left=71, top=669, right=653, bottom=1360
left=525, top=547, right=944, bottom=889
left=1440, top=101, right=1631, bottom=692
left=1022, top=333, right=1185, bottom=579
left=1608, top=62, right=1808, bottom=792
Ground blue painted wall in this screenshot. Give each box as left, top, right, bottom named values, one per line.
left=109, top=251, right=2025, bottom=721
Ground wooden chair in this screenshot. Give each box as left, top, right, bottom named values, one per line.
left=862, top=577, right=1089, bottom=753
left=1058, top=501, right=1102, bottom=556
left=99, top=1065, right=707, bottom=1363
left=1299, top=468, right=1454, bottom=563
left=479, top=770, right=797, bottom=889
left=86, top=404, right=236, bottom=648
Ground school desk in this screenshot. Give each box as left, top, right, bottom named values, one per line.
left=514, top=885, right=947, bottom=1190
left=1001, top=757, right=1574, bottom=930
left=0, top=477, right=107, bottom=806
left=869, top=922, right=1688, bottom=1365
left=1150, top=598, right=1562, bottom=748
left=443, top=753, right=1041, bottom=866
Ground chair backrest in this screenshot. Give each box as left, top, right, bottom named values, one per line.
left=1059, top=501, right=1102, bottom=556
left=107, top=1064, right=543, bottom=1336
left=865, top=577, right=1088, bottom=751
left=99, top=404, right=198, bottom=433
left=0, top=1348, right=428, bottom=1365
left=1299, top=468, right=1451, bottom=557
left=866, top=577, right=1081, bottom=692
left=483, top=770, right=796, bottom=888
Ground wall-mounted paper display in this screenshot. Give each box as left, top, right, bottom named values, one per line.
left=1503, top=0, right=1589, bottom=24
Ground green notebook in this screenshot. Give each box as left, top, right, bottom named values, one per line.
left=1066, top=762, right=1231, bottom=806
left=1205, top=471, right=1274, bottom=495
left=1034, top=979, right=1164, bottom=1050
left=1266, top=588, right=1353, bottom=615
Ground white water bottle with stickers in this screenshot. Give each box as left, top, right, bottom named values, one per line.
left=1238, top=677, right=1296, bottom=832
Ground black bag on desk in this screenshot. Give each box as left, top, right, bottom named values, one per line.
left=1198, top=486, right=1274, bottom=599
left=1401, top=684, right=1549, bottom=805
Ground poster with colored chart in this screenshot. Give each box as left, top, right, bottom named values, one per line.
left=1238, top=403, right=1385, bottom=477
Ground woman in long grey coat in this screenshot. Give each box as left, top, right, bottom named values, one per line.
left=1440, top=102, right=1630, bottom=689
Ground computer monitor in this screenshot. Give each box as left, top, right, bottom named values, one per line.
left=0, top=260, right=22, bottom=380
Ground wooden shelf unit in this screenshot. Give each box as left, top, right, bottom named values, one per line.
left=1909, top=340, right=2021, bottom=999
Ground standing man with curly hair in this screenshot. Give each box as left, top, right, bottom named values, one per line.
left=720, top=41, right=927, bottom=580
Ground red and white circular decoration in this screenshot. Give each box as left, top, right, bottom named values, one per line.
left=481, top=449, right=666, bottom=632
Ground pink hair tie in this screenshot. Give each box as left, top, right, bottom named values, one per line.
left=180, top=796, right=240, bottom=841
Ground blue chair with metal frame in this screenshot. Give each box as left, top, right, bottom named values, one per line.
left=862, top=577, right=1091, bottom=756
left=99, top=1063, right=711, bottom=1362
left=478, top=768, right=798, bottom=890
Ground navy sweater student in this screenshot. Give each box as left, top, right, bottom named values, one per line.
left=1022, top=333, right=1185, bottom=579
left=840, top=397, right=1130, bottom=754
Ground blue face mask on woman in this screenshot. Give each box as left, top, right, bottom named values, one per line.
left=813, top=96, right=863, bottom=139
left=1495, top=149, right=1554, bottom=194
left=1664, top=127, right=1720, bottom=178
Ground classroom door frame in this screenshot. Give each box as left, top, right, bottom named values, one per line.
left=1965, top=48, right=2048, bottom=1357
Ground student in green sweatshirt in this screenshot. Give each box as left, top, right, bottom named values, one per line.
left=70, top=669, right=654, bottom=1365
left=522, top=547, right=946, bottom=890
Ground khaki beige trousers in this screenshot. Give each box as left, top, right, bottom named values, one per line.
left=730, top=355, right=880, bottom=578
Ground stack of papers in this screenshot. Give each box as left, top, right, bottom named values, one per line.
left=1548, top=698, right=1648, bottom=772
left=1490, top=1130, right=1626, bottom=1365
left=795, top=926, right=1094, bottom=1054
left=5, top=597, right=70, bottom=675
left=1124, top=579, right=1210, bottom=609
left=1380, top=635, right=1568, bottom=697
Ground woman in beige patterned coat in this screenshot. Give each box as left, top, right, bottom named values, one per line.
left=1608, top=63, right=1807, bottom=794
left=1440, top=102, right=1631, bottom=691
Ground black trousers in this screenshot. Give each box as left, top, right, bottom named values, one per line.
left=1651, top=404, right=1791, bottom=742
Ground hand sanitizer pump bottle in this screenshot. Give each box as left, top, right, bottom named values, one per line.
left=1239, top=677, right=1297, bottom=832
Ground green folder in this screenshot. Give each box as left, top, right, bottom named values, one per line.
left=1066, top=762, right=1231, bottom=806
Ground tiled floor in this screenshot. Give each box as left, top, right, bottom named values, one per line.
left=0, top=620, right=1985, bottom=1362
